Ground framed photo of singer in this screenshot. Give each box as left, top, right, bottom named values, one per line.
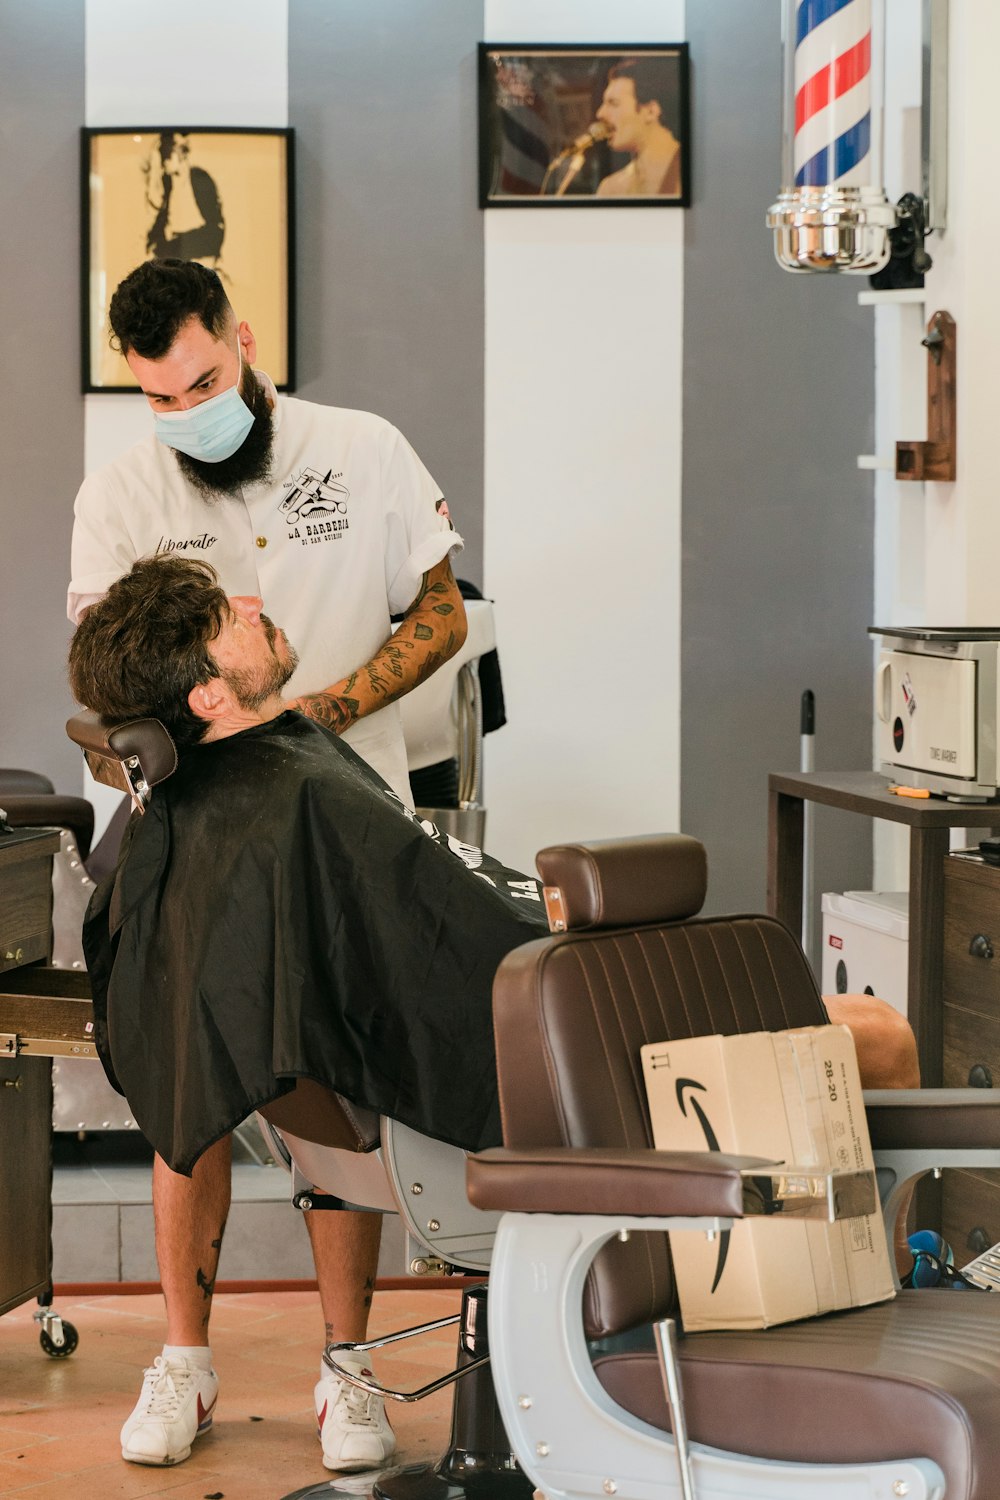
left=81, top=126, right=295, bottom=392
left=478, top=43, right=690, bottom=207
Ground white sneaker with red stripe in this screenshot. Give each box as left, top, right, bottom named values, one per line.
left=315, top=1357, right=397, bottom=1472
left=120, top=1354, right=219, bottom=1466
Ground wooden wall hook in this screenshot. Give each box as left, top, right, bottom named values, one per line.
left=895, top=310, right=957, bottom=482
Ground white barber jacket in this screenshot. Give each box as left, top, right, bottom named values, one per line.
left=69, top=378, right=463, bottom=801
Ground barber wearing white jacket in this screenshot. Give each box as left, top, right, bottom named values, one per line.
left=68, top=257, right=467, bottom=1474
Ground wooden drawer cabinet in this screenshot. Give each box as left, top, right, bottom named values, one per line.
left=943, top=857, right=1000, bottom=1023
left=0, top=1056, right=52, bottom=1314
left=0, top=828, right=59, bottom=972
left=943, top=855, right=1000, bottom=1254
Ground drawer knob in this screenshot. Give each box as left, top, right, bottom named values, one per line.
left=969, top=1064, right=993, bottom=1088
left=2, top=1076, right=21, bottom=1090
left=968, top=1227, right=993, bottom=1256
left=969, top=933, right=994, bottom=961
left=3, top=947, right=24, bottom=963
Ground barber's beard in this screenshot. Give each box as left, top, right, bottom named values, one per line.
left=221, top=617, right=300, bottom=712
left=174, top=366, right=275, bottom=500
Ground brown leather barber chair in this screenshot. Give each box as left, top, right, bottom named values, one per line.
left=469, top=834, right=1000, bottom=1500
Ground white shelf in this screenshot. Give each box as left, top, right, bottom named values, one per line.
left=857, top=288, right=927, bottom=306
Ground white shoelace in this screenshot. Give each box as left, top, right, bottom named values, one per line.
left=333, top=1376, right=380, bottom=1427
left=138, top=1357, right=196, bottom=1418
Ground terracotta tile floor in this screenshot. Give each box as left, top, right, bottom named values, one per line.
left=0, top=1287, right=463, bottom=1498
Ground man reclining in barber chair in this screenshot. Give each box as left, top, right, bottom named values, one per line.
left=67, top=554, right=919, bottom=1475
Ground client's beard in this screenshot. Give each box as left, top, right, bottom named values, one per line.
left=174, top=365, right=275, bottom=500
left=221, top=616, right=300, bottom=712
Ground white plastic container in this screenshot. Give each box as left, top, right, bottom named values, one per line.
left=820, top=890, right=909, bottom=1017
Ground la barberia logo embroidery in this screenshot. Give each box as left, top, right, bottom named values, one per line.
left=279, top=467, right=351, bottom=546
left=155, top=532, right=217, bottom=554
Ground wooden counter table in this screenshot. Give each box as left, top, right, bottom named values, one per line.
left=767, top=770, right=1000, bottom=1088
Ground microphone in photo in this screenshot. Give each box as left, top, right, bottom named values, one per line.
left=552, top=120, right=611, bottom=164
left=541, top=121, right=611, bottom=197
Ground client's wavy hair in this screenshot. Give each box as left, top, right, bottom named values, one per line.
left=69, top=556, right=229, bottom=747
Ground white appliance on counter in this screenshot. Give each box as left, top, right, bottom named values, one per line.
left=821, top=891, right=909, bottom=1018
left=871, top=627, right=1000, bottom=801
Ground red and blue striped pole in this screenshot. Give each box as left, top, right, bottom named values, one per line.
left=767, top=0, right=894, bottom=273
left=794, top=0, right=873, bottom=189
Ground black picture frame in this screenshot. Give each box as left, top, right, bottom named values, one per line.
left=81, top=126, right=296, bottom=393
left=478, top=43, right=690, bottom=207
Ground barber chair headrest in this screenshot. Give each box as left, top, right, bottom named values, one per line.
left=66, top=710, right=178, bottom=808
left=537, top=833, right=707, bottom=933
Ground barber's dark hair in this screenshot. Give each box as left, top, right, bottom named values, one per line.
left=108, top=259, right=233, bottom=360
left=69, top=556, right=229, bottom=747
left=608, top=56, right=679, bottom=137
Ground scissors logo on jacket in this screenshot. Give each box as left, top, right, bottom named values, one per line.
left=279, top=468, right=351, bottom=524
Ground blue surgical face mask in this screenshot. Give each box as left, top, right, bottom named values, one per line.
left=152, top=326, right=256, bottom=463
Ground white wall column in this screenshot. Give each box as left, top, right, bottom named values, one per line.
left=483, top=0, right=685, bottom=875
left=922, top=4, right=1000, bottom=623
left=82, top=0, right=288, bottom=831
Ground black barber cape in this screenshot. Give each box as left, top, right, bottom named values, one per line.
left=83, top=712, right=548, bottom=1174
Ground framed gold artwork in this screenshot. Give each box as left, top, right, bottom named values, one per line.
left=82, top=127, right=295, bottom=391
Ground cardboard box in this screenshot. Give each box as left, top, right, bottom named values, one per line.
left=640, top=1025, right=894, bottom=1331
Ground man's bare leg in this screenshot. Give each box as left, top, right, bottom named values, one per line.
left=306, top=1205, right=394, bottom=1471
left=824, top=993, right=920, bottom=1272
left=153, top=1146, right=382, bottom=1345
left=153, top=1134, right=231, bottom=1343
left=119, top=1138, right=231, bottom=1466
left=305, top=1204, right=382, bottom=1345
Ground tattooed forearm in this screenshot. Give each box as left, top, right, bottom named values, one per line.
left=295, top=692, right=360, bottom=734
left=414, top=632, right=458, bottom=689
left=291, top=558, right=467, bottom=730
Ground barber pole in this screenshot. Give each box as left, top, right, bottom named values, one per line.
left=794, top=0, right=872, bottom=188
left=768, top=0, right=894, bottom=272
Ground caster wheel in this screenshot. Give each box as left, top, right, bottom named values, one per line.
left=40, top=1321, right=78, bottom=1358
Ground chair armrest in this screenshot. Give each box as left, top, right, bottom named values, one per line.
left=864, top=1087, right=1000, bottom=1149
left=466, top=1146, right=774, bottom=1218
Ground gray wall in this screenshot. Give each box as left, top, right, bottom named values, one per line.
left=289, top=0, right=485, bottom=583
left=681, top=0, right=875, bottom=921
left=0, top=0, right=876, bottom=891
left=0, top=2, right=86, bottom=792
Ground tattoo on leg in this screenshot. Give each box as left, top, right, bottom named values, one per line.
left=196, top=1267, right=216, bottom=1301
left=364, top=1275, right=375, bottom=1311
